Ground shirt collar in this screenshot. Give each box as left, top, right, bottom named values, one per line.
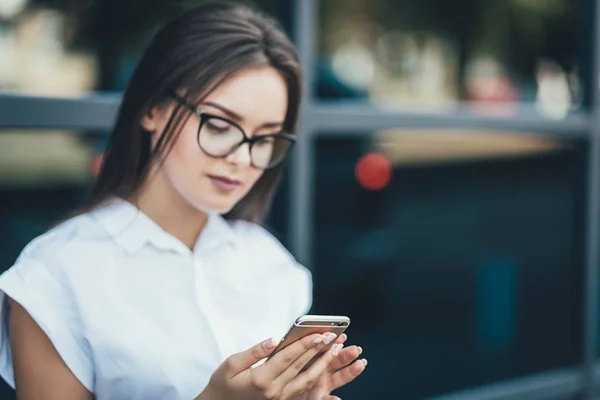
left=90, top=198, right=238, bottom=255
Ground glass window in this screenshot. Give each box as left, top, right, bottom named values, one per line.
left=311, top=131, right=586, bottom=399
left=0, top=130, right=100, bottom=185
left=316, top=0, right=588, bottom=118
left=265, top=167, right=291, bottom=249
left=0, top=0, right=290, bottom=96
left=0, top=127, right=292, bottom=265
left=0, top=129, right=101, bottom=270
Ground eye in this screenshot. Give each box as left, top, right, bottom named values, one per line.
left=205, top=119, right=233, bottom=134
left=254, top=136, right=275, bottom=146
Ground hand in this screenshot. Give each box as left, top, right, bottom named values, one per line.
left=197, top=331, right=342, bottom=400
left=294, top=334, right=367, bottom=400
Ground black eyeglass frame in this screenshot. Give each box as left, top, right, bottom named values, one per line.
left=169, top=91, right=297, bottom=170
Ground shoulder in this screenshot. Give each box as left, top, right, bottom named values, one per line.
left=18, top=215, right=83, bottom=264
left=14, top=211, right=114, bottom=275
left=229, top=220, right=291, bottom=259
left=228, top=220, right=313, bottom=315
left=0, top=214, right=97, bottom=391
left=229, top=220, right=311, bottom=278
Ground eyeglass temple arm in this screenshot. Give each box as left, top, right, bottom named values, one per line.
left=168, top=91, right=202, bottom=115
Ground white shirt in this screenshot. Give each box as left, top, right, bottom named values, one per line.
left=0, top=198, right=312, bottom=399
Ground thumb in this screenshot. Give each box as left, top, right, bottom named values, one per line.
left=225, top=338, right=277, bottom=375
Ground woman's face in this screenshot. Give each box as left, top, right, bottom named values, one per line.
left=141, top=66, right=288, bottom=214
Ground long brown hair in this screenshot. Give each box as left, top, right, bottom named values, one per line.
left=81, top=1, right=302, bottom=224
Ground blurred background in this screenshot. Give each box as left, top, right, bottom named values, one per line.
left=0, top=0, right=598, bottom=399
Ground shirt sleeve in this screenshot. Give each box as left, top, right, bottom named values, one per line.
left=289, top=263, right=313, bottom=319
left=231, top=220, right=314, bottom=320
left=0, top=249, right=94, bottom=391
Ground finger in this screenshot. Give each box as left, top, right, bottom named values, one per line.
left=334, top=333, right=347, bottom=345
left=258, top=332, right=333, bottom=382
left=281, top=342, right=343, bottom=398
left=327, top=345, right=361, bottom=372
left=296, top=333, right=346, bottom=371
left=224, top=338, right=277, bottom=376
left=273, top=332, right=338, bottom=386
left=329, top=358, right=368, bottom=391
left=254, top=333, right=335, bottom=399
left=323, top=397, right=342, bottom=400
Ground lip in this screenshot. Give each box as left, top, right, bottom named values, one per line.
left=208, top=175, right=242, bottom=193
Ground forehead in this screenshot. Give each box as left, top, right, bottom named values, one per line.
left=204, top=66, right=288, bottom=123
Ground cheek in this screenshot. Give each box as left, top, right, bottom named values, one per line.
left=172, top=130, right=199, bottom=164
left=163, top=125, right=208, bottom=180
left=246, top=169, right=264, bottom=187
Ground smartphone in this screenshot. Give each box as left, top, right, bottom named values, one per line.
left=269, top=315, right=350, bottom=368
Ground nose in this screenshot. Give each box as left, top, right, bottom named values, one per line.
left=225, top=142, right=252, bottom=167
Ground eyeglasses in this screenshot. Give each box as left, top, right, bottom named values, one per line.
left=170, top=92, right=296, bottom=170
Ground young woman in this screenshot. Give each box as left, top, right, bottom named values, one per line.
left=0, top=2, right=367, bottom=400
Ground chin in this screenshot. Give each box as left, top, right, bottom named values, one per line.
left=189, top=196, right=237, bottom=215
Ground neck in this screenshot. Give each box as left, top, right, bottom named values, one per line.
left=131, top=173, right=208, bottom=250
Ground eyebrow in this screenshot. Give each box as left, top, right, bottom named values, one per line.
left=200, top=101, right=284, bottom=129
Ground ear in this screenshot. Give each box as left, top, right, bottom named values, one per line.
left=140, top=101, right=169, bottom=132
left=140, top=105, right=160, bottom=132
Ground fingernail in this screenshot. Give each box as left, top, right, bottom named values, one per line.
left=340, top=333, right=348, bottom=342
left=313, top=335, right=325, bottom=344
left=362, top=358, right=368, bottom=367
left=333, top=343, right=343, bottom=356
left=263, top=338, right=276, bottom=350
left=324, top=333, right=337, bottom=344
left=358, top=346, right=363, bottom=355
